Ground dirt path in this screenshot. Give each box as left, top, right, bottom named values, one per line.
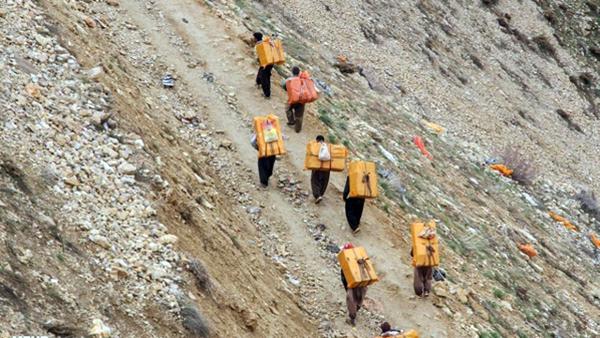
left=121, top=0, right=450, bottom=336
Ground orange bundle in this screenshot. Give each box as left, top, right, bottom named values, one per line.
left=490, top=164, right=513, bottom=177
left=518, top=244, right=537, bottom=258
left=286, top=71, right=318, bottom=104
left=590, top=233, right=600, bottom=248
left=548, top=211, right=578, bottom=232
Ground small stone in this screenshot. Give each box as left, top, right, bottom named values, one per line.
left=433, top=282, right=449, bottom=298
left=106, top=0, right=120, bottom=6
left=220, top=140, right=233, bottom=149
left=25, top=83, right=42, bottom=99
left=86, top=66, right=104, bottom=80
left=110, top=266, right=128, bottom=280
left=88, top=319, right=111, bottom=338
left=89, top=235, right=110, bottom=249
left=247, top=206, right=261, bottom=214
left=456, top=288, right=469, bottom=304
left=117, top=162, right=137, bottom=175
left=150, top=266, right=167, bottom=280
left=84, top=16, right=97, bottom=28
left=64, top=176, right=80, bottom=186
left=159, top=234, right=178, bottom=244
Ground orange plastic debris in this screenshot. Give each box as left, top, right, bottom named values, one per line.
left=548, top=211, right=578, bottom=232
left=490, top=164, right=513, bottom=177
left=413, top=136, right=433, bottom=160
left=590, top=233, right=600, bottom=248
left=518, top=244, right=537, bottom=258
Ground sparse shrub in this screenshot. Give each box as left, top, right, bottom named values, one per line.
left=188, top=259, right=212, bottom=293
left=499, top=147, right=538, bottom=185
left=318, top=109, right=333, bottom=127
left=327, top=133, right=338, bottom=144
left=470, top=54, right=485, bottom=70
left=482, top=0, right=499, bottom=6
left=543, top=10, right=557, bottom=24
left=180, top=301, right=210, bottom=337
left=479, top=332, right=501, bottom=338
left=533, top=35, right=558, bottom=60
left=575, top=189, right=600, bottom=219
left=493, top=288, right=506, bottom=299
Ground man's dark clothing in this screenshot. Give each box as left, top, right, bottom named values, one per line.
left=413, top=266, right=433, bottom=296
left=311, top=170, right=330, bottom=199
left=341, top=269, right=367, bottom=321
left=256, top=64, right=273, bottom=97
left=343, top=177, right=365, bottom=231
left=286, top=103, right=305, bottom=132
left=258, top=156, right=276, bottom=186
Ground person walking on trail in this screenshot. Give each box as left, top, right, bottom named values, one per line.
left=252, top=134, right=276, bottom=188
left=254, top=32, right=273, bottom=98
left=310, top=135, right=330, bottom=204
left=281, top=66, right=305, bottom=132
left=411, top=247, right=433, bottom=297
left=340, top=243, right=368, bottom=326
left=380, top=322, right=403, bottom=337
left=343, top=177, right=365, bottom=234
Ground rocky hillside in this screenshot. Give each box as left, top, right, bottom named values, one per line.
left=1, top=0, right=599, bottom=337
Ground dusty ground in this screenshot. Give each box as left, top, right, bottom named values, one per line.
left=1, top=0, right=600, bottom=337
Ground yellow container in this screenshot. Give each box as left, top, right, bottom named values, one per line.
left=253, top=114, right=286, bottom=158
left=338, top=247, right=378, bottom=288
left=348, top=161, right=378, bottom=198
left=255, top=37, right=285, bottom=67
left=411, top=221, right=440, bottom=267
left=304, top=141, right=347, bottom=172
left=375, top=330, right=419, bottom=338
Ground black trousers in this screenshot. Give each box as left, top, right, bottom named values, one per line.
left=258, top=156, right=276, bottom=186
left=286, top=103, right=305, bottom=132
left=256, top=64, right=273, bottom=97
left=345, top=198, right=365, bottom=231
left=311, top=170, right=330, bottom=199
left=414, top=266, right=433, bottom=296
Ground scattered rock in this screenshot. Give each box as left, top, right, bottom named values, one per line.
left=117, top=162, right=137, bottom=175
left=159, top=234, right=178, bottom=244
left=88, top=319, right=111, bottom=338
left=25, top=83, right=42, bottom=99
left=89, top=235, right=111, bottom=249
left=64, top=176, right=80, bottom=187
left=106, top=0, right=120, bottom=6
left=86, top=66, right=105, bottom=80
left=84, top=16, right=97, bottom=28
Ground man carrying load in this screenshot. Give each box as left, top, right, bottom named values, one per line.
left=254, top=32, right=285, bottom=98
left=410, top=220, right=440, bottom=297
left=282, top=66, right=318, bottom=132
left=310, top=135, right=330, bottom=204
left=252, top=115, right=286, bottom=188
left=254, top=32, right=273, bottom=98
left=339, top=243, right=378, bottom=326
left=305, top=136, right=348, bottom=204
left=343, top=161, right=378, bottom=234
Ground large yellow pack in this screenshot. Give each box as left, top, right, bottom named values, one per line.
left=304, top=141, right=348, bottom=172
left=338, top=247, right=378, bottom=288
left=255, top=37, right=285, bottom=67
left=253, top=114, right=286, bottom=158
left=348, top=161, right=378, bottom=198
left=411, top=221, right=440, bottom=267
left=375, top=330, right=419, bottom=338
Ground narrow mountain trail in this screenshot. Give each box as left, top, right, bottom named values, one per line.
left=119, top=0, right=451, bottom=335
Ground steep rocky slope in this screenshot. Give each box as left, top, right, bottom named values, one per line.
left=1, top=0, right=599, bottom=337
